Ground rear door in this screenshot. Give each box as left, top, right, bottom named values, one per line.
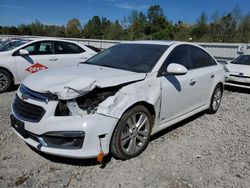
left=187, top=45, right=217, bottom=106
left=54, top=41, right=90, bottom=67
left=14, top=41, right=59, bottom=82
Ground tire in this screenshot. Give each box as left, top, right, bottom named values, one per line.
left=111, top=105, right=153, bottom=160
left=0, top=69, right=12, bottom=93
left=207, top=84, right=223, bottom=114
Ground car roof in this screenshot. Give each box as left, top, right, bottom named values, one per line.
left=122, top=40, right=200, bottom=47
left=125, top=40, right=177, bottom=46
left=30, top=38, right=79, bottom=43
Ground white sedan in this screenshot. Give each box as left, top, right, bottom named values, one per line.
left=225, top=55, right=250, bottom=89
left=0, top=38, right=97, bottom=92
left=11, top=41, right=224, bottom=160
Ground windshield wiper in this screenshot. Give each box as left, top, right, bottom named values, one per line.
left=82, top=62, right=117, bottom=69
left=97, top=64, right=117, bottom=69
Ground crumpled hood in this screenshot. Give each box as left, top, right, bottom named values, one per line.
left=226, top=63, right=250, bottom=75
left=23, top=64, right=147, bottom=99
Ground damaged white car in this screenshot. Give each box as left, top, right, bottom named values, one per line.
left=11, top=41, right=224, bottom=160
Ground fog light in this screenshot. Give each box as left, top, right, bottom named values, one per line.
left=42, top=131, right=85, bottom=149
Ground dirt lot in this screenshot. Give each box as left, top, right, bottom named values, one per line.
left=0, top=86, right=249, bottom=188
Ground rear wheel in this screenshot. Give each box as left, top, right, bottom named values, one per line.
left=111, top=105, right=152, bottom=160
left=207, top=84, right=223, bottom=114
left=0, top=69, right=12, bottom=93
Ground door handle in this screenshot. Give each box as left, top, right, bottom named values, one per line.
left=189, top=80, right=196, bottom=86
left=49, top=57, right=58, bottom=61
left=210, top=74, right=214, bottom=78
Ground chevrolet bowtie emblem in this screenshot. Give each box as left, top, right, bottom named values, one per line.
left=21, top=94, right=29, bottom=100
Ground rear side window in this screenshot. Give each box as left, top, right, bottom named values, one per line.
left=188, top=46, right=217, bottom=68
left=55, top=41, right=85, bottom=54
left=159, top=45, right=191, bottom=76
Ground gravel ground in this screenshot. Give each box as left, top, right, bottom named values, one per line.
left=0, top=86, right=249, bottom=188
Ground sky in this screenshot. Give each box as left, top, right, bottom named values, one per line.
left=0, top=0, right=250, bottom=26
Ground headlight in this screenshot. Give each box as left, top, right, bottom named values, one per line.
left=77, top=87, right=119, bottom=114
left=55, top=100, right=70, bottom=116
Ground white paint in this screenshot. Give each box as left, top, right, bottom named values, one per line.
left=0, top=38, right=97, bottom=84
left=225, top=56, right=250, bottom=88
left=12, top=41, right=225, bottom=158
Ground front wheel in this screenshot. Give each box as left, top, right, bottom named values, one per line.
left=207, top=84, right=223, bottom=114
left=111, top=105, right=153, bottom=160
left=0, top=69, right=12, bottom=93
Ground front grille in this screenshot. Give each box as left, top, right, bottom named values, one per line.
left=230, top=74, right=250, bottom=79
left=227, top=80, right=250, bottom=87
left=13, top=95, right=45, bottom=122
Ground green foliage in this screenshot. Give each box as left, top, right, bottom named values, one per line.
left=66, top=18, right=82, bottom=38
left=147, top=5, right=168, bottom=34
left=192, top=12, right=208, bottom=40
left=1, top=5, right=249, bottom=43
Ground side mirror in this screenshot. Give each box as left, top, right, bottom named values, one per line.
left=166, top=63, right=188, bottom=75
left=19, top=49, right=29, bottom=55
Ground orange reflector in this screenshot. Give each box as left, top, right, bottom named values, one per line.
left=97, top=150, right=104, bottom=163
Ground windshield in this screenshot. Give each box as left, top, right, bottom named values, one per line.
left=231, top=55, right=250, bottom=65
left=0, top=40, right=31, bottom=52
left=83, top=44, right=168, bottom=73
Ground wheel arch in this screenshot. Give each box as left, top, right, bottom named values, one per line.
left=214, top=81, right=224, bottom=95
left=109, top=101, right=156, bottom=159
left=118, top=101, right=156, bottom=126
left=0, top=66, right=14, bottom=83
left=217, top=82, right=224, bottom=91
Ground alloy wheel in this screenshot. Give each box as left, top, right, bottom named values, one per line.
left=0, top=72, right=8, bottom=91
left=212, top=87, right=222, bottom=111
left=120, top=112, right=150, bottom=155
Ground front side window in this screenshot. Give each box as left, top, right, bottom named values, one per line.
left=55, top=41, right=85, bottom=54
left=22, top=42, right=38, bottom=55
left=158, top=45, right=191, bottom=76
left=188, top=46, right=217, bottom=68
left=20, top=41, right=54, bottom=55
left=83, top=44, right=168, bottom=73
left=231, top=55, right=250, bottom=65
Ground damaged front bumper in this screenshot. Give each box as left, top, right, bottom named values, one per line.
left=11, top=91, right=119, bottom=159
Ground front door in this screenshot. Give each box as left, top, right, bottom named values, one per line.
left=14, top=41, right=59, bottom=82
left=159, top=45, right=201, bottom=124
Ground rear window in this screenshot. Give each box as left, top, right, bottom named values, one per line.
left=0, top=40, right=30, bottom=52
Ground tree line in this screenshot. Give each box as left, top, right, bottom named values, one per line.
left=1, top=5, right=249, bottom=43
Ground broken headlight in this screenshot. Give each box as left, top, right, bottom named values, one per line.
left=76, top=87, right=120, bottom=114
left=55, top=100, right=70, bottom=116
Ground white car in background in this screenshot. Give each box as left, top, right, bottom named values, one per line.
left=0, top=38, right=97, bottom=92
left=225, top=55, right=250, bottom=89
left=11, top=41, right=224, bottom=160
